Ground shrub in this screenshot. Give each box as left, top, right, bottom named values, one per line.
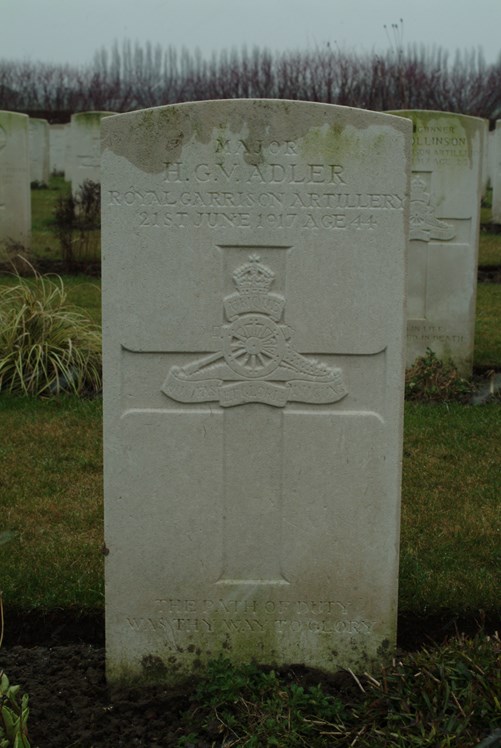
left=0, top=267, right=102, bottom=396
left=405, top=348, right=474, bottom=403
left=52, top=180, right=101, bottom=271
left=75, top=179, right=101, bottom=227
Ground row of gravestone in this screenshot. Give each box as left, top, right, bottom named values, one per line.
left=0, top=110, right=115, bottom=249
left=0, top=111, right=115, bottom=189
left=0, top=101, right=496, bottom=680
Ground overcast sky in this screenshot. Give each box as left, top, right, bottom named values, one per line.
left=1, top=0, right=500, bottom=66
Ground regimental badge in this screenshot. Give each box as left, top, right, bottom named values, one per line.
left=409, top=176, right=455, bottom=242
left=162, top=255, right=348, bottom=408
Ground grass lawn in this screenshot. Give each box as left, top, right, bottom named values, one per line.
left=475, top=283, right=501, bottom=368
left=478, top=229, right=501, bottom=266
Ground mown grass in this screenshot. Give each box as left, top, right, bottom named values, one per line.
left=478, top=230, right=501, bottom=267
left=400, top=403, right=500, bottom=615
left=0, top=396, right=103, bottom=610
left=475, top=283, right=501, bottom=368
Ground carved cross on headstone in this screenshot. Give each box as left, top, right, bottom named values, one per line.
left=123, top=245, right=361, bottom=585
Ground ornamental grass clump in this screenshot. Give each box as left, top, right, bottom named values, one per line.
left=0, top=268, right=101, bottom=396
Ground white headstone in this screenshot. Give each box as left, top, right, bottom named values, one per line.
left=390, top=110, right=484, bottom=376
left=102, top=100, right=410, bottom=682
left=70, top=111, right=115, bottom=195
left=49, top=123, right=67, bottom=175
left=0, top=111, right=31, bottom=254
left=492, top=121, right=501, bottom=224
left=29, top=117, right=50, bottom=185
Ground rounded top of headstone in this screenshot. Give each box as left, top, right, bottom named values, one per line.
left=102, top=98, right=411, bottom=175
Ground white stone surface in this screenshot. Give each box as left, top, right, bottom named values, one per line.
left=486, top=128, right=495, bottom=187
left=29, top=117, right=50, bottom=185
left=480, top=119, right=489, bottom=199
left=492, top=121, right=501, bottom=224
left=390, top=110, right=484, bottom=376
left=102, top=100, right=410, bottom=682
left=0, top=111, right=31, bottom=254
left=69, top=111, right=115, bottom=195
left=49, top=123, right=67, bottom=175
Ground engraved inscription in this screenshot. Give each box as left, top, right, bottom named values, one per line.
left=107, top=135, right=405, bottom=232
left=125, top=598, right=376, bottom=638
left=412, top=122, right=470, bottom=167
left=162, top=255, right=348, bottom=407
left=408, top=323, right=465, bottom=345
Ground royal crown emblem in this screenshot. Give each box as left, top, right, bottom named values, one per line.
left=233, top=254, right=274, bottom=292
left=224, top=255, right=285, bottom=322
left=162, top=255, right=348, bottom=408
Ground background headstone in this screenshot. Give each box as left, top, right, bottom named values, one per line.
left=49, top=123, right=67, bottom=176
left=480, top=119, right=489, bottom=199
left=390, top=110, right=484, bottom=376
left=102, top=100, right=410, bottom=682
left=70, top=111, right=115, bottom=195
left=492, top=121, right=501, bottom=224
left=0, top=111, right=31, bottom=255
left=29, top=117, right=50, bottom=185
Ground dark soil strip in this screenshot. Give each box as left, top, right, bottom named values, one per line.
left=478, top=264, right=501, bottom=282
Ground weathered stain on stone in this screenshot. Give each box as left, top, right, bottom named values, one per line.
left=102, top=100, right=410, bottom=174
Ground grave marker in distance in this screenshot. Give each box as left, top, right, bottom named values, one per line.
left=492, top=121, right=501, bottom=224
left=390, top=110, right=484, bottom=376
left=70, top=111, right=115, bottom=195
left=28, top=117, right=50, bottom=185
left=102, top=100, right=410, bottom=682
left=0, top=111, right=31, bottom=255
